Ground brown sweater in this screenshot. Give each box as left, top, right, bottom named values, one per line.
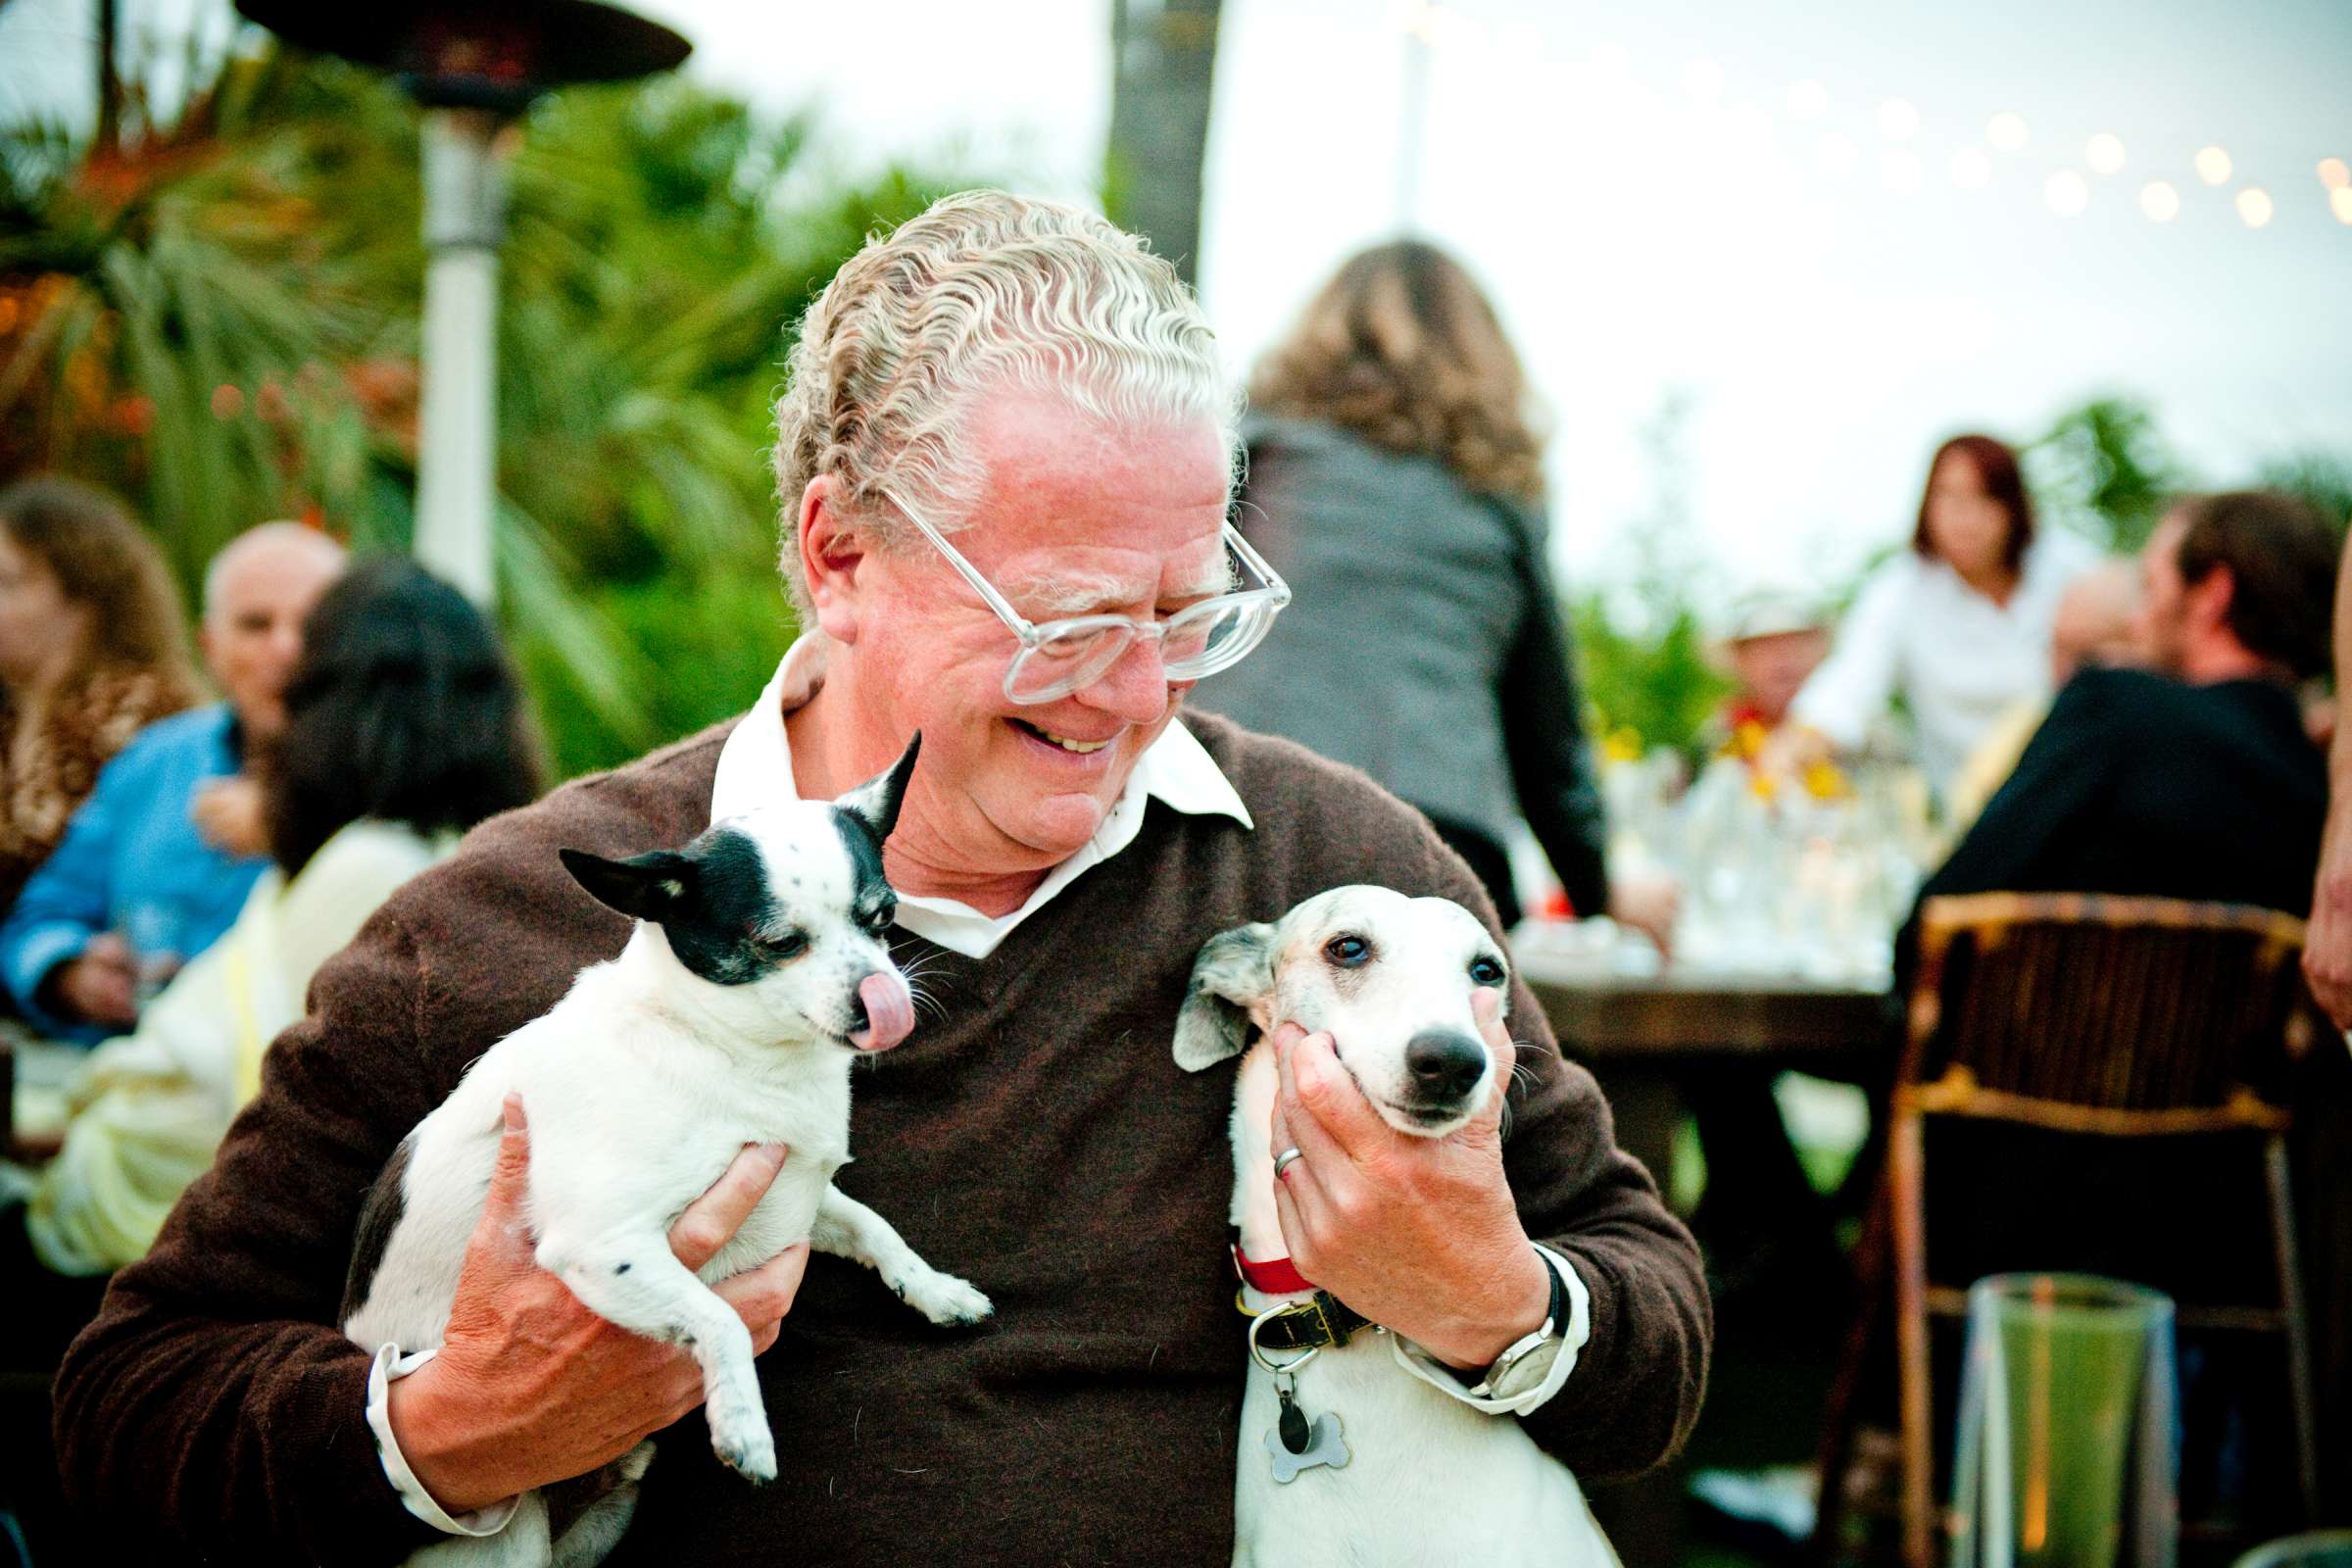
left=54, top=711, right=1709, bottom=1565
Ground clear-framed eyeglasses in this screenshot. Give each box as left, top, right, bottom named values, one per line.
left=881, top=488, right=1292, bottom=706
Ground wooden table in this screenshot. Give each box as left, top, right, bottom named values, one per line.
left=1515, top=947, right=1893, bottom=1188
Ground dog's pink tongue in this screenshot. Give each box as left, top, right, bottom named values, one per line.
left=853, top=972, right=915, bottom=1052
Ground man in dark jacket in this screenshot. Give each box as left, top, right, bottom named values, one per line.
left=1897, top=490, right=2340, bottom=1526
left=1920, top=490, right=2335, bottom=914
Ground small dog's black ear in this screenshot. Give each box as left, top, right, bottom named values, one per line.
left=835, top=732, right=921, bottom=844
left=561, top=847, right=696, bottom=924
left=1173, top=920, right=1275, bottom=1072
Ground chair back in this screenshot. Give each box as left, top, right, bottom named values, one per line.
left=1903, top=893, right=2311, bottom=1130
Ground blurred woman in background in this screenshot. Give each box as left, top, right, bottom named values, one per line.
left=0, top=478, right=200, bottom=912
left=1201, top=240, right=1676, bottom=947
left=1786, top=433, right=2098, bottom=796
left=16, top=558, right=541, bottom=1281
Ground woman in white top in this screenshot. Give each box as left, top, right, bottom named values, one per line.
left=21, top=559, right=541, bottom=1276
left=1788, top=433, right=2098, bottom=795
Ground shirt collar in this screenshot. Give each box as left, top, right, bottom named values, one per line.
left=710, top=636, right=1250, bottom=958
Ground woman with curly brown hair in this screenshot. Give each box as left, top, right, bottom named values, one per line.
left=1201, top=241, right=1675, bottom=947
left=0, top=478, right=201, bottom=913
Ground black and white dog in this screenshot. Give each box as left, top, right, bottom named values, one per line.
left=342, top=736, right=990, bottom=1567
left=1174, top=886, right=1618, bottom=1568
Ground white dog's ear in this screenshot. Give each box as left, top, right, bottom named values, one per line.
left=562, top=847, right=696, bottom=923
left=1173, top=921, right=1275, bottom=1072
left=836, top=732, right=922, bottom=843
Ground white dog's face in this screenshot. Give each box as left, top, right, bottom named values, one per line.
left=1174, top=885, right=1510, bottom=1137
left=562, top=738, right=923, bottom=1052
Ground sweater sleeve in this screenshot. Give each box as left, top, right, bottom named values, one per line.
left=1497, top=502, right=1612, bottom=918
left=1790, top=554, right=1912, bottom=748
left=1382, top=812, right=1711, bottom=1479
left=51, top=904, right=446, bottom=1564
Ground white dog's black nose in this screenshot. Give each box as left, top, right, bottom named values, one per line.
left=1405, top=1029, right=1488, bottom=1103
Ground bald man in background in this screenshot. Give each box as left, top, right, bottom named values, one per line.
left=1942, top=557, right=2143, bottom=831
left=0, top=522, right=345, bottom=1042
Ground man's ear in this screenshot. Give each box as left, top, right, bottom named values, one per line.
left=2189, top=563, right=2237, bottom=635
left=836, top=732, right=921, bottom=844
left=560, top=848, right=696, bottom=924
left=1173, top=921, right=1276, bottom=1072
left=799, top=476, right=871, bottom=646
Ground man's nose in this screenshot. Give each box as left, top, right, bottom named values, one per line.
left=267, top=620, right=303, bottom=669
left=1074, top=634, right=1171, bottom=724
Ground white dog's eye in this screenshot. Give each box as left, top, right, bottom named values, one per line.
left=1324, top=934, right=1370, bottom=967
left=760, top=930, right=809, bottom=959
left=1469, top=956, right=1505, bottom=987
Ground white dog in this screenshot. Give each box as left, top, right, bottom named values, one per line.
left=342, top=737, right=991, bottom=1568
left=1173, top=885, right=1619, bottom=1568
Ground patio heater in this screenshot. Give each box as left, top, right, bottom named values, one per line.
left=232, top=2, right=691, bottom=605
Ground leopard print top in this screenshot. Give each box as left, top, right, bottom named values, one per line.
left=1, top=664, right=200, bottom=911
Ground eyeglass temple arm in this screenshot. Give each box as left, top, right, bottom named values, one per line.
left=1223, top=522, right=1292, bottom=606
left=884, top=490, right=1043, bottom=645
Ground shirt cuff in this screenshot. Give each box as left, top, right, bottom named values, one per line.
left=365, top=1344, right=522, bottom=1538
left=1387, top=1244, right=1592, bottom=1417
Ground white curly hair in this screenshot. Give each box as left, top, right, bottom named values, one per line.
left=770, top=189, right=1240, bottom=615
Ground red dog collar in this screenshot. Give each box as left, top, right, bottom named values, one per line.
left=1232, top=1245, right=1315, bottom=1296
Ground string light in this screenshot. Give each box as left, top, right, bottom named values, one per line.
left=2139, top=181, right=2180, bottom=221
left=2320, top=159, right=2350, bottom=191
left=2332, top=187, right=2352, bottom=224
left=2045, top=172, right=2089, bottom=216
left=1787, top=78, right=1828, bottom=119
left=2085, top=133, right=2126, bottom=175
left=1987, top=113, right=2028, bottom=152
left=1876, top=98, right=1919, bottom=140
left=2195, top=146, right=2232, bottom=185
left=1951, top=149, right=1992, bottom=190
left=2235, top=187, right=2273, bottom=228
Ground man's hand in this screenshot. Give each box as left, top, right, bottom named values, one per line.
left=43, top=936, right=138, bottom=1029
left=192, top=775, right=270, bottom=858
left=1266, top=989, right=1550, bottom=1369
left=1607, top=873, right=1681, bottom=960
left=386, top=1095, right=808, bottom=1515
left=2306, top=830, right=2352, bottom=1029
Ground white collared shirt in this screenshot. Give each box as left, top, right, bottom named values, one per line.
left=1790, top=530, right=2099, bottom=792
left=710, top=636, right=1253, bottom=957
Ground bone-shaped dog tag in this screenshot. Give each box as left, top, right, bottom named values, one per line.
left=1264, top=1412, right=1349, bottom=1482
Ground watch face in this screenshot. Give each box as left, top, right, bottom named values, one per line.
left=1487, top=1335, right=1564, bottom=1401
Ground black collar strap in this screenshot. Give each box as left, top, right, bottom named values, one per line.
left=1237, top=1288, right=1374, bottom=1352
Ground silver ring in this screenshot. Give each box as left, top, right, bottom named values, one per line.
left=1273, top=1147, right=1304, bottom=1180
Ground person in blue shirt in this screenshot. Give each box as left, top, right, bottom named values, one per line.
left=1, top=522, right=345, bottom=1042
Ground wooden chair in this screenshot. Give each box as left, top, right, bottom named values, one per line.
left=1811, top=893, right=2321, bottom=1568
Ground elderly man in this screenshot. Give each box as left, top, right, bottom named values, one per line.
left=1, top=521, right=344, bottom=1041
left=55, top=194, right=1707, bottom=1562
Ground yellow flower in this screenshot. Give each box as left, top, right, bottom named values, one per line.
left=1801, top=760, right=1852, bottom=801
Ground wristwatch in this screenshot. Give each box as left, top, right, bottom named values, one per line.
left=1465, top=1249, right=1569, bottom=1401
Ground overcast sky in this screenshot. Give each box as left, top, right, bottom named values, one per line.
left=6, top=0, right=2349, bottom=597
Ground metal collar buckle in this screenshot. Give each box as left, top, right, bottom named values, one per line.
left=1239, top=1289, right=1372, bottom=1359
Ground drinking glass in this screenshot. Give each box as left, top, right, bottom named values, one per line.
left=1949, top=1273, right=2179, bottom=1568
left=122, top=901, right=186, bottom=1009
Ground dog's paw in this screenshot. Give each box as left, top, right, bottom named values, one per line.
left=894, top=1269, right=994, bottom=1327
left=710, top=1418, right=777, bottom=1485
